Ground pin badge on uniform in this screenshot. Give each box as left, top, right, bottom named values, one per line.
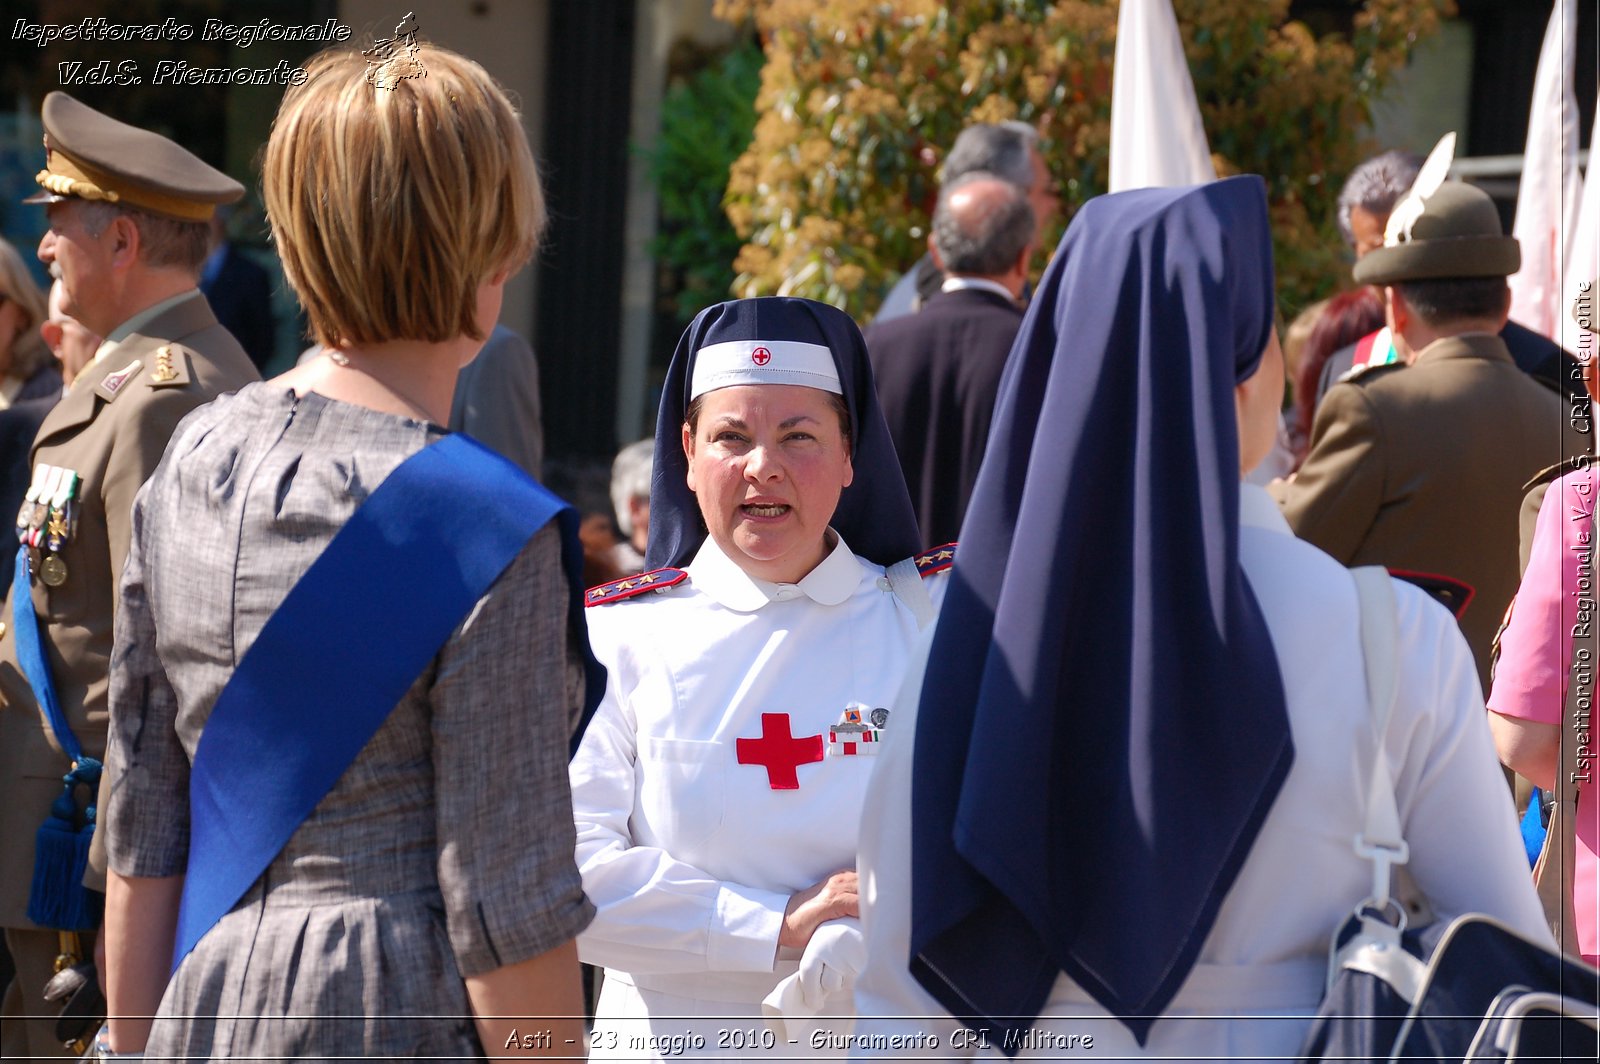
left=825, top=702, right=887, bottom=757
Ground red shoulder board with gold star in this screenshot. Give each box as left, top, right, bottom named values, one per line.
left=585, top=567, right=689, bottom=606
left=913, top=543, right=957, bottom=578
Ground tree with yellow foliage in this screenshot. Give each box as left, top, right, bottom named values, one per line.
left=717, top=0, right=1452, bottom=319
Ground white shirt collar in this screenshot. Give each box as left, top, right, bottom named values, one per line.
left=1240, top=481, right=1293, bottom=534
left=92, top=289, right=201, bottom=366
left=688, top=530, right=866, bottom=612
left=940, top=276, right=1018, bottom=303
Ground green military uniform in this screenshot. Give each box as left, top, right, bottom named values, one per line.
left=0, top=92, right=259, bottom=1059
left=1271, top=180, right=1585, bottom=692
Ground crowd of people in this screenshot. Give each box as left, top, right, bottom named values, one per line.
left=0, top=31, right=1593, bottom=1064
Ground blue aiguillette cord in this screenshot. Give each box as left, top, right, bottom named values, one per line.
left=12, top=545, right=84, bottom=764
left=173, top=433, right=598, bottom=972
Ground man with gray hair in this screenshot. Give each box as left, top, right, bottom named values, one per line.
left=866, top=172, right=1035, bottom=544
left=1336, top=149, right=1423, bottom=259
left=875, top=120, right=1058, bottom=321
left=608, top=438, right=653, bottom=574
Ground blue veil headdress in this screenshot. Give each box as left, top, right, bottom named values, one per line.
left=645, top=296, right=922, bottom=572
left=908, top=176, right=1291, bottom=1047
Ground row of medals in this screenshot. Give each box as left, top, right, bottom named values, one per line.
left=16, top=463, right=80, bottom=588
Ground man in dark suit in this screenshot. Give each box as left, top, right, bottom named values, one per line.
left=449, top=324, right=544, bottom=481
left=1271, top=181, right=1585, bottom=691
left=866, top=172, right=1035, bottom=545
left=0, top=397, right=55, bottom=596
left=875, top=121, right=1059, bottom=321
left=199, top=211, right=275, bottom=372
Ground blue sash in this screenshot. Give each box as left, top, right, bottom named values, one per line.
left=173, top=433, right=601, bottom=970
left=13, top=546, right=103, bottom=931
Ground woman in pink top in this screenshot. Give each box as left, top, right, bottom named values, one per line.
left=1489, top=456, right=1599, bottom=964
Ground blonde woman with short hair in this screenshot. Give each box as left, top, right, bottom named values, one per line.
left=99, top=45, right=594, bottom=1059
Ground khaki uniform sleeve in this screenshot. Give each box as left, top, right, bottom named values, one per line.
left=101, top=390, right=207, bottom=606
left=1270, top=382, right=1386, bottom=564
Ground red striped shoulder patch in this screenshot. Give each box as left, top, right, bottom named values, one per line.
left=585, top=567, right=689, bottom=606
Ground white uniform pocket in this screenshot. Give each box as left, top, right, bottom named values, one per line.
left=635, top=736, right=727, bottom=853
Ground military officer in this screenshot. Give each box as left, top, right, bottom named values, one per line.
left=0, top=92, right=259, bottom=1058
left=1270, top=178, right=1584, bottom=692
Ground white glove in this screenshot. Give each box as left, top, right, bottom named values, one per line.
left=761, top=917, right=866, bottom=1039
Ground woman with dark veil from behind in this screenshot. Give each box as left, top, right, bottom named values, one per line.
left=849, top=176, right=1547, bottom=1059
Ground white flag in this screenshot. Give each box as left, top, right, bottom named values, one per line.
left=1562, top=95, right=1599, bottom=362
left=1109, top=0, right=1217, bottom=192
left=1508, top=0, right=1580, bottom=341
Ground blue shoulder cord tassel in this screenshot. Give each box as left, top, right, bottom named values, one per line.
left=13, top=545, right=103, bottom=931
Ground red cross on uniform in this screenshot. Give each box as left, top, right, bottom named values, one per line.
left=736, top=712, right=823, bottom=789
left=751, top=346, right=772, bottom=366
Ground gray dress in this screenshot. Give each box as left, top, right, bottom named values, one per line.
left=104, top=384, right=594, bottom=1061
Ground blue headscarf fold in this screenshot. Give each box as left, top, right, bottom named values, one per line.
left=908, top=176, right=1291, bottom=1048
left=645, top=296, right=922, bottom=572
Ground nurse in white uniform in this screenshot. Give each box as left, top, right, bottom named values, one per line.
left=849, top=178, right=1548, bottom=1059
left=570, top=297, right=944, bottom=1061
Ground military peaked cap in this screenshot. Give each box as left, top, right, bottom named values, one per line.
left=1353, top=181, right=1520, bottom=286
left=24, top=92, right=243, bottom=222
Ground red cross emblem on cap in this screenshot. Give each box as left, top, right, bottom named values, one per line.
left=751, top=346, right=772, bottom=366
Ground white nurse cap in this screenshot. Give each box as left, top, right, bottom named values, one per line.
left=689, top=338, right=843, bottom=399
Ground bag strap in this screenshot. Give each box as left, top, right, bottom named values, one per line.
left=886, top=556, right=937, bottom=630
left=172, top=433, right=599, bottom=971
left=1351, top=566, right=1408, bottom=913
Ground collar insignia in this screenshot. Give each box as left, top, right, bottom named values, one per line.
left=94, top=359, right=143, bottom=403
